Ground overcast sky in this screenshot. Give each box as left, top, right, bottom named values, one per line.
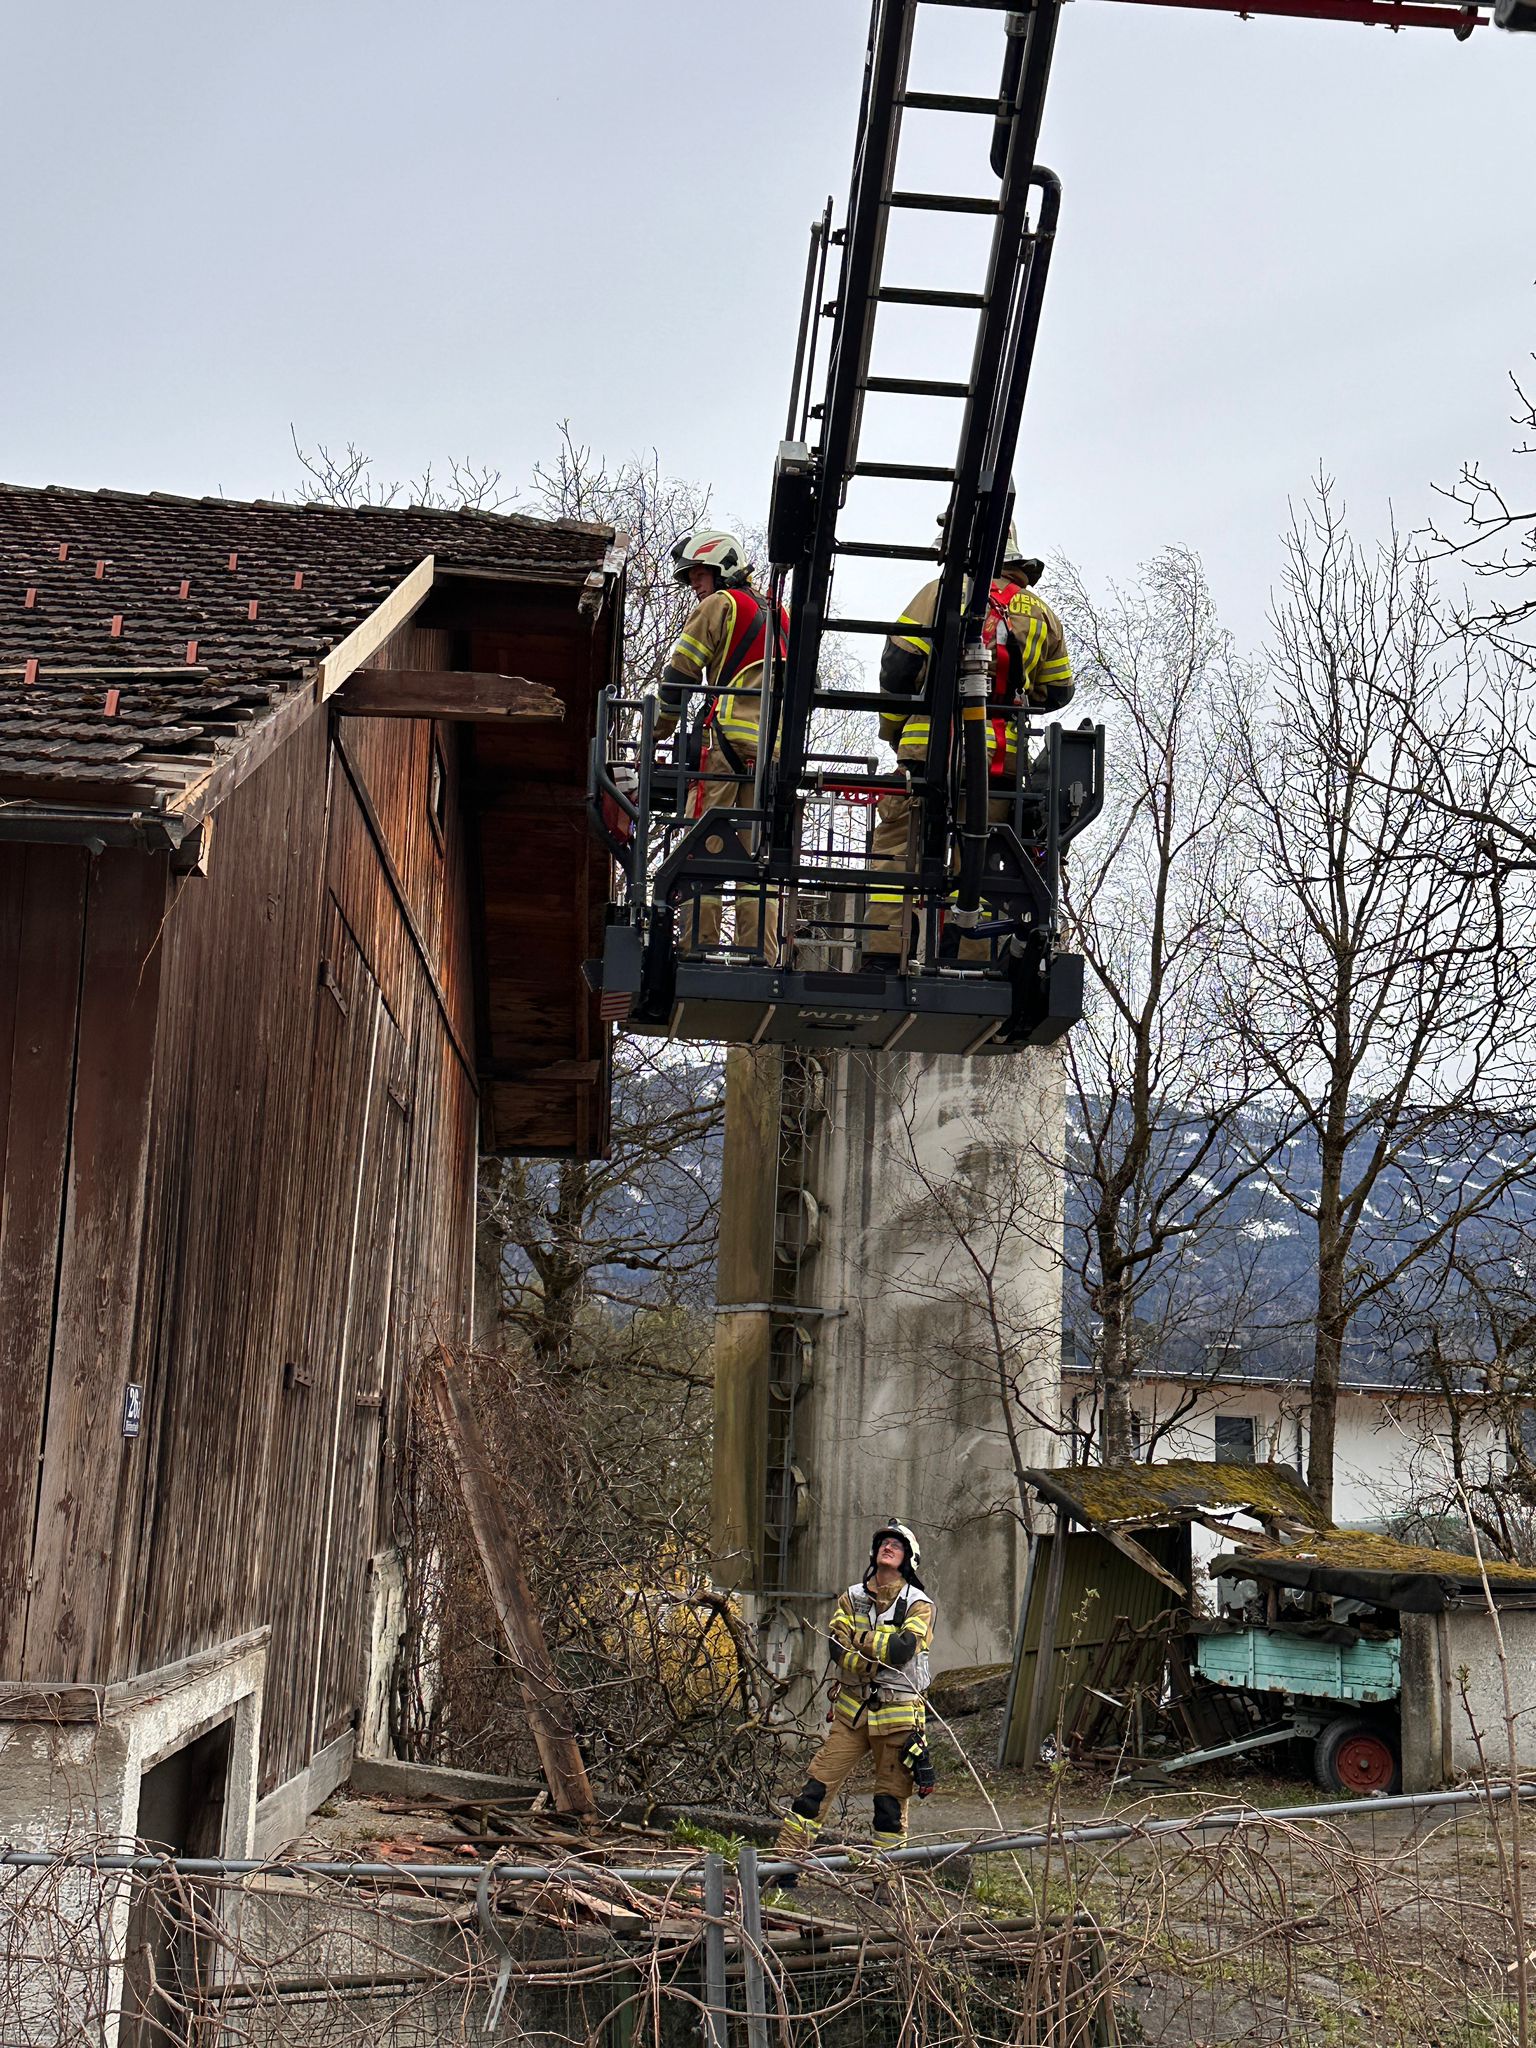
left=3, top=0, right=1531, bottom=648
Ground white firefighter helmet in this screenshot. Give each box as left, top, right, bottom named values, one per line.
left=1002, top=521, right=1044, bottom=584
left=868, top=1518, right=924, bottom=1586
left=671, top=529, right=750, bottom=586
left=933, top=513, right=1043, bottom=585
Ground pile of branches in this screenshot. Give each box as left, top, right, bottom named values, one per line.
left=390, top=1335, right=794, bottom=1814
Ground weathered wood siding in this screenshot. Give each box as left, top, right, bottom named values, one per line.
left=0, top=571, right=614, bottom=1798
left=461, top=590, right=612, bottom=1158
left=0, top=846, right=92, bottom=1675
left=0, top=699, right=478, bottom=1794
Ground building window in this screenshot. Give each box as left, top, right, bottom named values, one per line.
left=1215, top=1413, right=1257, bottom=1463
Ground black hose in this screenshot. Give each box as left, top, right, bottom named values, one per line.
left=954, top=652, right=992, bottom=919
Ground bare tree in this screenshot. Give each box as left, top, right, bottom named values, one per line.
left=1375, top=1224, right=1536, bottom=1562
left=529, top=422, right=713, bottom=699
left=477, top=1036, right=723, bottom=1370
left=1055, top=548, right=1273, bottom=1465
left=288, top=425, right=512, bottom=512
left=472, top=431, right=728, bottom=1367
left=1225, top=481, right=1536, bottom=1522
left=1426, top=356, right=1536, bottom=662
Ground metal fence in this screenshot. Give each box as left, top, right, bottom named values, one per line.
left=4, top=1784, right=1534, bottom=2046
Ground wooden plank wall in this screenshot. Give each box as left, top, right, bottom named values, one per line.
left=108, top=712, right=333, bottom=1691
left=0, top=698, right=478, bottom=1797
left=0, top=846, right=90, bottom=1673
left=0, top=572, right=613, bottom=1791
left=467, top=593, right=612, bottom=1157
left=24, top=853, right=170, bottom=1677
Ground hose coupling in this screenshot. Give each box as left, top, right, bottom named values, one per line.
left=959, top=645, right=994, bottom=704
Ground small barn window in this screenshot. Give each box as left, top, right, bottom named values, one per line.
left=428, top=735, right=448, bottom=850
left=1215, top=1413, right=1257, bottom=1463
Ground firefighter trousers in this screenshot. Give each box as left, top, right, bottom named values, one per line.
left=682, top=742, right=780, bottom=959
left=775, top=1717, right=916, bottom=1857
left=865, top=785, right=1009, bottom=963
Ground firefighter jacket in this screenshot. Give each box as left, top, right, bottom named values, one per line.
left=880, top=576, right=1073, bottom=772
left=656, top=583, right=787, bottom=758
left=827, top=1578, right=936, bottom=1735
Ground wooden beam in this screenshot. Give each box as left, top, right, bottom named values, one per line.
left=480, top=1057, right=601, bottom=1085
left=431, top=1360, right=595, bottom=1819
left=1021, top=1510, right=1070, bottom=1768
left=331, top=730, right=478, bottom=1093
left=1103, top=1527, right=1189, bottom=1601
left=314, top=556, right=436, bottom=702
left=0, top=1627, right=269, bottom=1722
left=336, top=669, right=565, bottom=723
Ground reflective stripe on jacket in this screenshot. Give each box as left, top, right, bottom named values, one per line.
left=881, top=577, right=1073, bottom=763
left=663, top=585, right=788, bottom=750
left=828, top=1580, right=935, bottom=1734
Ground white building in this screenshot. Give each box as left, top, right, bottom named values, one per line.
left=1060, top=1356, right=1503, bottom=1532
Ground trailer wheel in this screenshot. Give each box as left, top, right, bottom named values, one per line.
left=1314, top=1716, right=1400, bottom=1795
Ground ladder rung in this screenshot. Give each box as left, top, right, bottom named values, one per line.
left=834, top=540, right=944, bottom=560
left=811, top=688, right=936, bottom=711
left=877, top=287, right=987, bottom=310
left=888, top=190, right=1000, bottom=216
left=824, top=618, right=934, bottom=637
left=863, top=375, right=971, bottom=399
left=899, top=91, right=999, bottom=115
left=851, top=462, right=955, bottom=482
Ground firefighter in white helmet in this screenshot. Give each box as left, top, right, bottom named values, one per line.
left=774, top=1520, right=937, bottom=1876
left=654, top=530, right=788, bottom=957
left=865, top=526, right=1073, bottom=966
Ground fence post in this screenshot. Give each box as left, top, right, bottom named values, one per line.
left=703, top=1851, right=729, bottom=2048
left=737, top=1845, right=770, bottom=2048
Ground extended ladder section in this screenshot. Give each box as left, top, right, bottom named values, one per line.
left=589, top=0, right=1527, bottom=1056
left=590, top=0, right=1103, bottom=1055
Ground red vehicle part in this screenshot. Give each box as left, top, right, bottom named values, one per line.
left=1314, top=1716, right=1402, bottom=1794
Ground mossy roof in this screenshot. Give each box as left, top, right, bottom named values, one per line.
left=1212, top=1528, right=1536, bottom=1611
left=1028, top=1459, right=1321, bottom=1532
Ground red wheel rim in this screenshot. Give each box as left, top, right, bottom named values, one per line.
left=1334, top=1730, right=1395, bottom=1792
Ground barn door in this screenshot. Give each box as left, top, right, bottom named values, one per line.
left=311, top=1008, right=411, bottom=1751
left=262, top=902, right=409, bottom=1791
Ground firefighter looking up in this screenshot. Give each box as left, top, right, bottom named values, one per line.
left=864, top=531, right=1073, bottom=967
left=654, top=530, right=788, bottom=958
left=774, top=1520, right=936, bottom=1878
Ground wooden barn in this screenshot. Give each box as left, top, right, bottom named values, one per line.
left=0, top=482, right=623, bottom=1855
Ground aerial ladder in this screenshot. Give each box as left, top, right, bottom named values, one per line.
left=589, top=0, right=1530, bottom=1059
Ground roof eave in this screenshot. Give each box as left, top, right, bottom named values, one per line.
left=0, top=543, right=626, bottom=853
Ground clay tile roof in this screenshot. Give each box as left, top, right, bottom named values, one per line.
left=0, top=482, right=614, bottom=828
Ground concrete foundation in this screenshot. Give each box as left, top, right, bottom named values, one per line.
left=715, top=1046, right=1066, bottom=1712
left=0, top=1632, right=266, bottom=2044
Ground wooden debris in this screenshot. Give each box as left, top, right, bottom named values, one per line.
left=432, top=1362, right=595, bottom=1819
